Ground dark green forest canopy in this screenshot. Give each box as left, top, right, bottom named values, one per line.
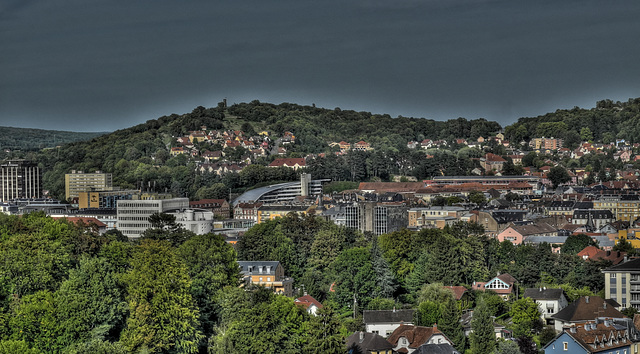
left=504, top=97, right=640, bottom=147
left=0, top=211, right=610, bottom=352
left=0, top=126, right=106, bottom=151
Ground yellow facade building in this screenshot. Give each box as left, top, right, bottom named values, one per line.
left=65, top=171, right=112, bottom=201
left=594, top=196, right=640, bottom=222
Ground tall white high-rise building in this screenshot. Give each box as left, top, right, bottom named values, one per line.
left=0, top=160, right=41, bottom=202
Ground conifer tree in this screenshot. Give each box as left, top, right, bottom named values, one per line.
left=470, top=299, right=495, bottom=354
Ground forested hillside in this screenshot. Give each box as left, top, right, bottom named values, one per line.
left=0, top=126, right=105, bottom=151
left=504, top=97, right=640, bottom=148
left=6, top=102, right=502, bottom=200
left=4, top=98, right=640, bottom=201
left=227, top=101, right=501, bottom=153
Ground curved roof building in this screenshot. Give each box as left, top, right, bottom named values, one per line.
left=232, top=173, right=329, bottom=206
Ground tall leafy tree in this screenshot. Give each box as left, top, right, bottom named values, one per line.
left=547, top=166, right=571, bottom=189
left=0, top=231, right=73, bottom=300
left=370, top=240, right=397, bottom=298
left=8, top=290, right=60, bottom=352
left=495, top=339, right=521, bottom=354
left=209, top=292, right=310, bottom=354
left=561, top=234, right=597, bottom=255
left=509, top=298, right=542, bottom=338
left=439, top=298, right=466, bottom=351
left=469, top=299, right=496, bottom=354
left=305, top=306, right=346, bottom=354
left=177, top=233, right=241, bottom=340
left=121, top=240, right=203, bottom=353
left=54, top=257, right=127, bottom=348
left=330, top=247, right=377, bottom=309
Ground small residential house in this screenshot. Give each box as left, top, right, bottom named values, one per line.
left=63, top=217, right=108, bottom=235
left=268, top=157, right=306, bottom=170
left=413, top=343, right=460, bottom=354
left=346, top=331, right=394, bottom=354
left=472, top=273, right=517, bottom=300
left=189, top=199, right=230, bottom=218
left=363, top=309, right=415, bottom=337
left=577, top=246, right=627, bottom=265
left=497, top=222, right=558, bottom=245
left=295, top=294, right=323, bottom=315
left=480, top=153, right=506, bottom=172
left=237, top=261, right=294, bottom=296
left=550, top=296, right=625, bottom=332
left=170, top=147, right=186, bottom=156
left=388, top=325, right=454, bottom=354
left=353, top=140, right=373, bottom=151
left=475, top=210, right=527, bottom=237
left=543, top=318, right=639, bottom=354
left=523, top=288, right=569, bottom=325
left=444, top=286, right=471, bottom=310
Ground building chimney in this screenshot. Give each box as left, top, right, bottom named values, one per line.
left=359, top=331, right=364, bottom=343
left=585, top=296, right=590, bottom=303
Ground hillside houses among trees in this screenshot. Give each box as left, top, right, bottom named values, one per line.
left=6, top=99, right=640, bottom=351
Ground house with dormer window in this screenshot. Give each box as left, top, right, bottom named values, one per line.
left=237, top=261, right=294, bottom=296
left=388, top=325, right=454, bottom=354
left=543, top=318, right=639, bottom=353
left=472, top=273, right=517, bottom=300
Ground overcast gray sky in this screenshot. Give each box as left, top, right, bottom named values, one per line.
left=1, top=0, right=639, bottom=132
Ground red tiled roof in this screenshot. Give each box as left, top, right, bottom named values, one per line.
left=269, top=158, right=306, bottom=167
left=443, top=286, right=468, bottom=301
left=577, top=245, right=600, bottom=258
left=358, top=182, right=425, bottom=193
left=578, top=247, right=627, bottom=265
left=64, top=217, right=106, bottom=228
left=485, top=153, right=506, bottom=162
left=295, top=295, right=323, bottom=310
left=387, top=325, right=444, bottom=348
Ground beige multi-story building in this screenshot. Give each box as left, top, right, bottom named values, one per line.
left=0, top=160, right=41, bottom=201
left=65, top=170, right=113, bottom=201
left=603, top=258, right=640, bottom=310
left=594, top=195, right=640, bottom=222
left=530, top=137, right=563, bottom=151
left=407, top=206, right=466, bottom=229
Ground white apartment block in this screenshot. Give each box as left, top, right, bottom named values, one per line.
left=116, top=198, right=189, bottom=238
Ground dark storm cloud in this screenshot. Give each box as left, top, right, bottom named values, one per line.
left=1, top=0, right=639, bottom=131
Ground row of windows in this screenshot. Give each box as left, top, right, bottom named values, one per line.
left=119, top=203, right=160, bottom=208
left=119, top=217, right=150, bottom=221
left=118, top=209, right=157, bottom=214
left=119, top=223, right=149, bottom=228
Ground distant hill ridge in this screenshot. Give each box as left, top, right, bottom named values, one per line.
left=3, top=98, right=640, bottom=200
left=0, top=126, right=107, bottom=150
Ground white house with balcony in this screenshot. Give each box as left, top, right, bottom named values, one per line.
left=523, top=288, right=569, bottom=326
